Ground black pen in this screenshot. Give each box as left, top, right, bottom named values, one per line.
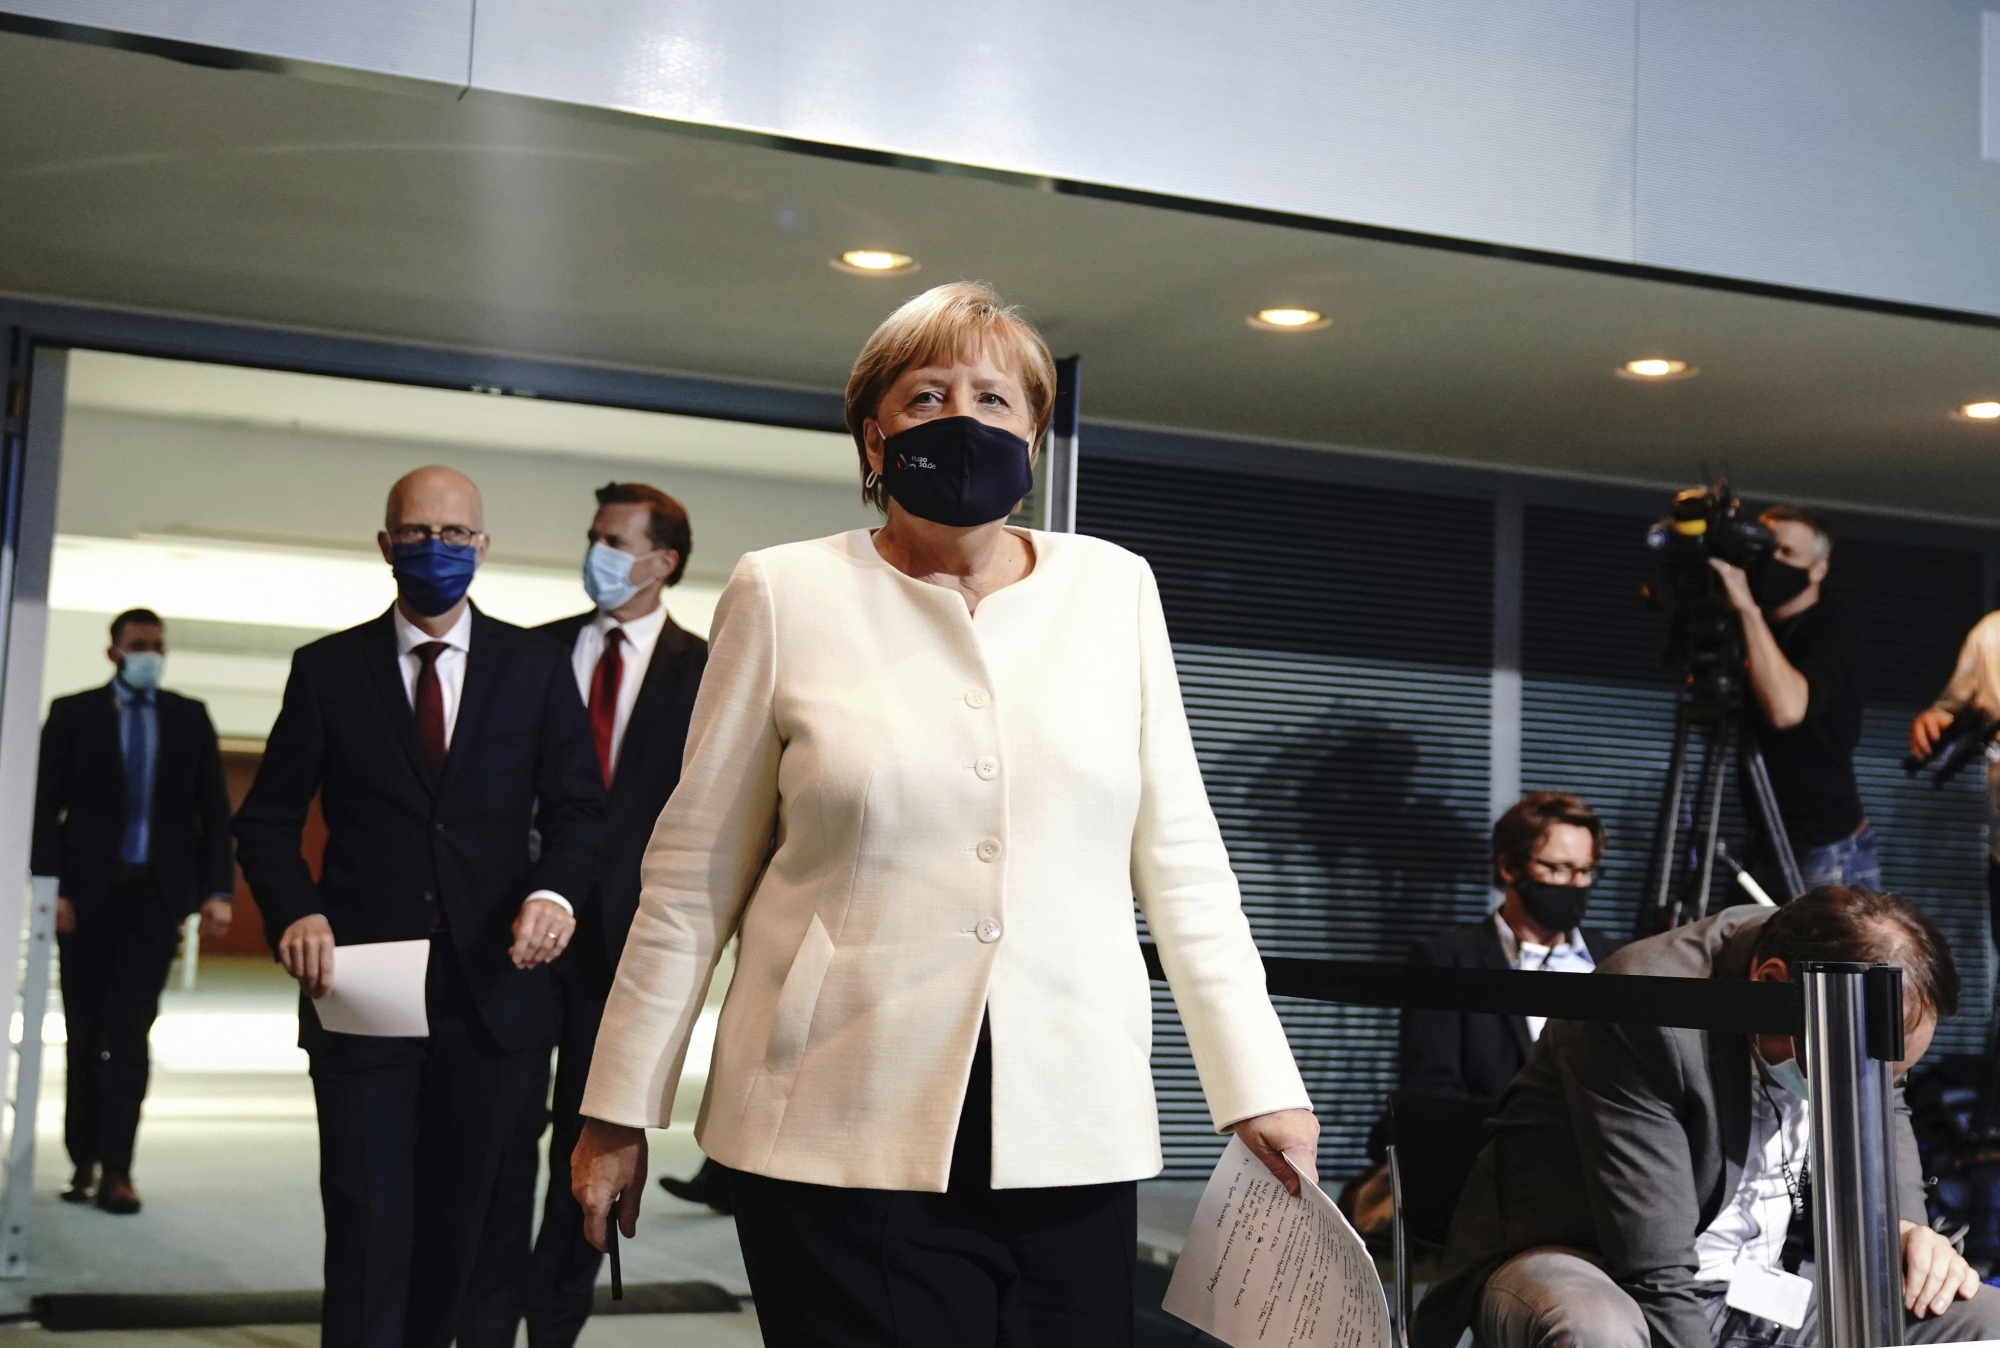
left=607, top=1194, right=623, bottom=1301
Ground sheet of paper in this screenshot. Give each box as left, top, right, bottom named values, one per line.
left=311, top=939, right=430, bottom=1037
left=1163, top=1134, right=1393, bottom=1348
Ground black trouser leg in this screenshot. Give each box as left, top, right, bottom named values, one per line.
left=57, top=927, right=108, bottom=1173
left=402, top=960, right=544, bottom=1348
left=91, top=896, right=179, bottom=1175
left=308, top=944, right=543, bottom=1348
left=58, top=879, right=177, bottom=1176
left=526, top=963, right=607, bottom=1348
left=309, top=1028, right=426, bottom=1348
left=459, top=1037, right=552, bottom=1348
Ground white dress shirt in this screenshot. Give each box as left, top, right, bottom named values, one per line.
left=1492, top=911, right=1596, bottom=1041
left=392, top=605, right=570, bottom=915
left=1694, top=1066, right=1809, bottom=1280
left=393, top=604, right=471, bottom=745
left=568, top=602, right=668, bottom=778
left=582, top=529, right=1311, bottom=1191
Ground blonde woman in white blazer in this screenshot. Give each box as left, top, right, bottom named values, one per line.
left=574, top=282, right=1315, bottom=1345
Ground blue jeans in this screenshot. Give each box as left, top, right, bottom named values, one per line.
left=1797, top=823, right=1882, bottom=892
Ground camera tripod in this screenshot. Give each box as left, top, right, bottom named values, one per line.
left=1643, top=689, right=1803, bottom=932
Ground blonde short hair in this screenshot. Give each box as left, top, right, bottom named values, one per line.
left=844, top=282, right=1057, bottom=511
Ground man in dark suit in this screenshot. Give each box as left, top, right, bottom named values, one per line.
left=233, top=466, right=602, bottom=1348
left=33, top=608, right=234, bottom=1215
left=503, top=482, right=707, bottom=1348
left=1400, top=791, right=1623, bottom=1099
left=1417, top=889, right=2000, bottom=1348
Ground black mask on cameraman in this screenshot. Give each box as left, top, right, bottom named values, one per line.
left=879, top=417, right=1034, bottom=527
left=1751, top=559, right=1813, bottom=613
left=1515, top=876, right=1590, bottom=935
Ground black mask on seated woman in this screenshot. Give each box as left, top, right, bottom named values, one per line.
left=880, top=416, right=1034, bottom=527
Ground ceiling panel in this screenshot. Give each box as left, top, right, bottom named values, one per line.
left=6, top=30, right=2000, bottom=519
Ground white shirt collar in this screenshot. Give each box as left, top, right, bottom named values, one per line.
left=592, top=601, right=669, bottom=648
left=393, top=603, right=472, bottom=657
left=1493, top=910, right=1584, bottom=965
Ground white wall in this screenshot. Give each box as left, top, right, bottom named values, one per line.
left=45, top=399, right=874, bottom=738
left=10, top=1, right=2000, bottom=314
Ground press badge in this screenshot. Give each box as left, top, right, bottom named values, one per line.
left=1726, top=1260, right=1814, bottom=1330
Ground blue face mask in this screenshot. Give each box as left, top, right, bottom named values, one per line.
left=391, top=538, right=479, bottom=617
left=118, top=651, right=164, bottom=691
left=583, top=541, right=658, bottom=612
left=1762, top=1047, right=1809, bottom=1098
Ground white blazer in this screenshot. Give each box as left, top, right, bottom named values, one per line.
left=581, top=528, right=1310, bottom=1191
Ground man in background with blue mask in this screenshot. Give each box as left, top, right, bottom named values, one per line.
left=32, top=607, right=234, bottom=1216
left=234, top=465, right=604, bottom=1348
left=1418, top=887, right=2000, bottom=1348
left=489, top=481, right=707, bottom=1348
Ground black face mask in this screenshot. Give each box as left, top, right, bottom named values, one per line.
left=1516, top=876, right=1590, bottom=935
left=880, top=416, right=1034, bottom=527
left=1751, top=558, right=1813, bottom=613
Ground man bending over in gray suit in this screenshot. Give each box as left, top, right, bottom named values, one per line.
left=1417, top=887, right=2000, bottom=1348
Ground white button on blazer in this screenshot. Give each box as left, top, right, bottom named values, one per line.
left=581, top=528, right=1311, bottom=1192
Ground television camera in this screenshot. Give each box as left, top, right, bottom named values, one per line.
left=1640, top=480, right=1801, bottom=931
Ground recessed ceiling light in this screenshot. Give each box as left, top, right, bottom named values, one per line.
left=1960, top=401, right=2000, bottom=420
left=832, top=249, right=919, bottom=276
left=1617, top=357, right=1698, bottom=381
left=1247, top=308, right=1330, bottom=332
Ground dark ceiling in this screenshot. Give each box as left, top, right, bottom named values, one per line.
left=6, top=29, right=2000, bottom=518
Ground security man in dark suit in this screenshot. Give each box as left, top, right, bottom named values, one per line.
left=32, top=608, right=233, bottom=1215
left=502, top=482, right=707, bottom=1348
left=233, top=467, right=603, bottom=1348
left=1400, top=791, right=1623, bottom=1099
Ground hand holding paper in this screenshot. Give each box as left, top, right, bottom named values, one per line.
left=1230, top=1107, right=1320, bottom=1196
left=1163, top=1135, right=1392, bottom=1348
left=311, top=939, right=431, bottom=1037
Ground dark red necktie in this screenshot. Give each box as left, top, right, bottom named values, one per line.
left=588, top=627, right=624, bottom=786
left=414, top=641, right=448, bottom=775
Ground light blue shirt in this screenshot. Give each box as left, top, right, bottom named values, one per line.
left=1492, top=911, right=1596, bottom=1041
left=111, top=677, right=156, bottom=867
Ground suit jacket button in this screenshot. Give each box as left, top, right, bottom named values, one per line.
left=977, top=919, right=1002, bottom=944
left=423, top=892, right=434, bottom=903
left=434, top=822, right=445, bottom=832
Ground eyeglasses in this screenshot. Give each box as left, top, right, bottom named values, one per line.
left=388, top=524, right=482, bottom=548
left=1528, top=858, right=1596, bottom=884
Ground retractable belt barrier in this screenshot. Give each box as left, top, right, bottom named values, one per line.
left=1137, top=941, right=1806, bottom=1037
left=1137, top=942, right=1910, bottom=1348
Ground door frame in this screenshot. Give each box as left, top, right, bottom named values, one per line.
left=0, top=292, right=858, bottom=1102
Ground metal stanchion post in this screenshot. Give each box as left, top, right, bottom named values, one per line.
left=1387, top=1143, right=1411, bottom=1348
left=1803, top=962, right=1905, bottom=1348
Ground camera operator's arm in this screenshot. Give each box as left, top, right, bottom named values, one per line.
left=1709, top=559, right=1809, bottom=728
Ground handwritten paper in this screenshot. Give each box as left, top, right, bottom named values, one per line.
left=310, top=939, right=430, bottom=1037
left=1163, top=1135, right=1392, bottom=1348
